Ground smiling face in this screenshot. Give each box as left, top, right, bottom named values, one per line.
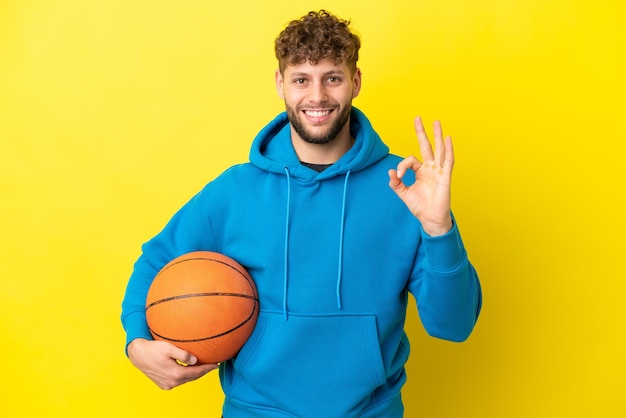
left=276, top=59, right=362, bottom=148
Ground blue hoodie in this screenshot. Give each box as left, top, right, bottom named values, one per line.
left=121, top=108, right=482, bottom=417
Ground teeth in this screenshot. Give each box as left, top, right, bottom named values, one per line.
left=304, top=110, right=331, bottom=117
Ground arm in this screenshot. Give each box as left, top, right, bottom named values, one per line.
left=410, top=220, right=482, bottom=341
left=121, top=187, right=220, bottom=388
left=389, top=117, right=481, bottom=341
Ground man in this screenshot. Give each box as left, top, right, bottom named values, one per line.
left=121, top=10, right=482, bottom=417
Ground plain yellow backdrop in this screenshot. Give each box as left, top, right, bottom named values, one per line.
left=1, top=0, right=624, bottom=416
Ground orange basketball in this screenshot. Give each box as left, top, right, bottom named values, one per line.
left=145, top=251, right=259, bottom=364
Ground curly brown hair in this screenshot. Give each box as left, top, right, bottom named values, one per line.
left=275, top=10, right=361, bottom=75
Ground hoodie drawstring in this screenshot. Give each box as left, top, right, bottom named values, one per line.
left=283, top=167, right=292, bottom=320
left=336, top=170, right=351, bottom=310
left=281, top=168, right=351, bottom=320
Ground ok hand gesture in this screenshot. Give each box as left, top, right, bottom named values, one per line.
left=388, top=117, right=454, bottom=237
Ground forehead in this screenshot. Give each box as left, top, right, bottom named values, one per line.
left=283, top=58, right=351, bottom=76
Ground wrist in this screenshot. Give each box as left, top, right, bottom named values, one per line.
left=421, top=219, right=453, bottom=237
left=127, top=337, right=148, bottom=356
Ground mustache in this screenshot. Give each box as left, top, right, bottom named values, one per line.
left=296, top=102, right=340, bottom=111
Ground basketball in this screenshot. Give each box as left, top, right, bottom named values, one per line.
left=145, top=251, right=259, bottom=364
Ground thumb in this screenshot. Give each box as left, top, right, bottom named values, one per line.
left=169, top=345, right=198, bottom=366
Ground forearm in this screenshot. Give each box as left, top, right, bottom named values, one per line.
left=121, top=263, right=160, bottom=353
left=121, top=186, right=218, bottom=352
left=414, top=224, right=482, bottom=342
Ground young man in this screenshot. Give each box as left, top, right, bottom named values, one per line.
left=121, top=10, right=482, bottom=417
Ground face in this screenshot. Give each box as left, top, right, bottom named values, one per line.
left=276, top=59, right=361, bottom=146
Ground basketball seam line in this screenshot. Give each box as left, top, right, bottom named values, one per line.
left=159, top=257, right=256, bottom=291
left=148, top=301, right=259, bottom=343
left=146, top=292, right=259, bottom=309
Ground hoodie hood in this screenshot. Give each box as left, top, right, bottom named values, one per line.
left=249, top=107, right=389, bottom=179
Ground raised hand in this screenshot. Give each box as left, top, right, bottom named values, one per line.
left=388, top=117, right=454, bottom=236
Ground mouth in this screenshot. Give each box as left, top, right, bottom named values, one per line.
left=303, top=109, right=334, bottom=118
left=301, top=108, right=335, bottom=124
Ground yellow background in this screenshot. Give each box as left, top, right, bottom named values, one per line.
left=1, top=0, right=624, bottom=416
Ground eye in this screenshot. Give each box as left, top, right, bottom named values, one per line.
left=293, top=78, right=306, bottom=85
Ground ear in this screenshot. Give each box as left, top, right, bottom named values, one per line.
left=275, top=69, right=285, bottom=99
left=352, top=68, right=362, bottom=99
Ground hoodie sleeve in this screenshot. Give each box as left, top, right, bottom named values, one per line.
left=408, top=218, right=482, bottom=342
left=120, top=186, right=218, bottom=354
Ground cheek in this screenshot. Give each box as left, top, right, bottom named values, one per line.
left=341, top=87, right=357, bottom=102
left=283, top=90, right=305, bottom=106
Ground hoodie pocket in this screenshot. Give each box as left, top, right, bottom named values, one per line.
left=226, top=311, right=387, bottom=417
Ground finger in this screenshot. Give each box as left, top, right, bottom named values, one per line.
left=388, top=169, right=404, bottom=191
left=179, top=363, right=219, bottom=385
left=395, top=156, right=422, bottom=179
left=196, top=363, right=220, bottom=374
left=182, top=363, right=219, bottom=376
left=414, top=116, right=434, bottom=162
left=433, top=120, right=445, bottom=167
left=388, top=169, right=409, bottom=199
left=163, top=361, right=218, bottom=389
left=443, top=135, right=454, bottom=172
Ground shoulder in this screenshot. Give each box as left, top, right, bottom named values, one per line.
left=197, top=163, right=268, bottom=199
left=208, top=162, right=260, bottom=184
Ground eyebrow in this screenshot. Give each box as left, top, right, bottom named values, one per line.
left=289, top=70, right=346, bottom=77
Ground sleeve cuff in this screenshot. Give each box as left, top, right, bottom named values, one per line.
left=123, top=311, right=153, bottom=355
left=421, top=222, right=466, bottom=272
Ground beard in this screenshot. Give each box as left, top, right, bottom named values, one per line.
left=286, top=103, right=352, bottom=145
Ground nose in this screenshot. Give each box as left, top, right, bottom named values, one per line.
left=309, top=81, right=328, bottom=104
